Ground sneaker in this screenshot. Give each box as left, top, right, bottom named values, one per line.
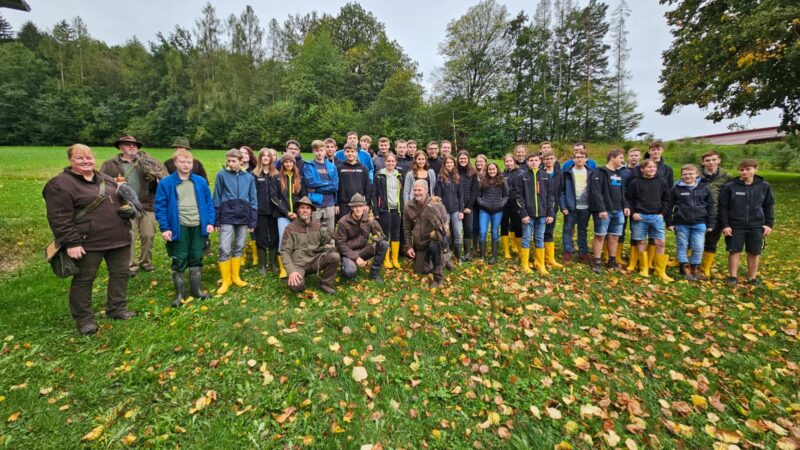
left=139, top=264, right=155, bottom=272
left=78, top=323, right=98, bottom=336
left=691, top=265, right=705, bottom=281
left=724, top=276, right=738, bottom=287
left=746, top=278, right=761, bottom=286
left=681, top=263, right=695, bottom=281
left=107, top=310, right=137, bottom=320
left=591, top=258, right=603, bottom=274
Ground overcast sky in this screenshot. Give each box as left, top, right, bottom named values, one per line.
left=3, top=0, right=781, bottom=140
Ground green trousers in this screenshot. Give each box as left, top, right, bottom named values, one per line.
left=167, top=225, right=205, bottom=272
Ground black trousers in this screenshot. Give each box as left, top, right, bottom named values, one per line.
left=69, top=245, right=131, bottom=328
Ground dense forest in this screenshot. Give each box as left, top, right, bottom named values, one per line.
left=0, top=0, right=642, bottom=156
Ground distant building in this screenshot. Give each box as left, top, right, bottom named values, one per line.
left=691, top=126, right=785, bottom=145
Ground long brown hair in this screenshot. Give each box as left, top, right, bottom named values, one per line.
left=412, top=150, right=429, bottom=172
left=254, top=148, right=278, bottom=177
left=480, top=163, right=504, bottom=189
left=456, top=150, right=476, bottom=177
left=439, top=155, right=460, bottom=184
left=279, top=158, right=302, bottom=194
left=475, top=154, right=489, bottom=178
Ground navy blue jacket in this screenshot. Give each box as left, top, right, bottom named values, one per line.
left=212, top=168, right=257, bottom=228
left=668, top=178, right=715, bottom=227
left=718, top=176, right=775, bottom=228
left=560, top=165, right=595, bottom=211
left=515, top=168, right=555, bottom=219
left=155, top=172, right=215, bottom=241
left=434, top=176, right=464, bottom=214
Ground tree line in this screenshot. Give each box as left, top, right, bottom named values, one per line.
left=0, top=1, right=641, bottom=156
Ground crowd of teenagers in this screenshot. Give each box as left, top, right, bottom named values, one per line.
left=43, top=133, right=775, bottom=335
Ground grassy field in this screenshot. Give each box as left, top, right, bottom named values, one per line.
left=1, top=146, right=799, bottom=449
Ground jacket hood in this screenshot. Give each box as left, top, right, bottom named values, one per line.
left=733, top=175, right=765, bottom=186
left=677, top=176, right=701, bottom=188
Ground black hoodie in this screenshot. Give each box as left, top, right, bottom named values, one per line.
left=337, top=161, right=372, bottom=209
left=588, top=166, right=626, bottom=213
left=718, top=175, right=775, bottom=228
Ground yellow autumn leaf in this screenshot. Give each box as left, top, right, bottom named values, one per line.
left=82, top=424, right=105, bottom=441
left=120, top=433, right=136, bottom=446
left=573, top=356, right=590, bottom=371
left=39, top=387, right=53, bottom=396
left=564, top=420, right=579, bottom=435
left=554, top=441, right=573, bottom=450
left=743, top=333, right=758, bottom=342
left=691, top=395, right=707, bottom=410
left=431, top=429, right=442, bottom=440
left=7, top=411, right=21, bottom=422
left=488, top=411, right=501, bottom=425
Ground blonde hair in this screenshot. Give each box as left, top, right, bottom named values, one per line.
left=172, top=148, right=193, bottom=162
left=67, top=143, right=93, bottom=158
left=311, top=140, right=324, bottom=150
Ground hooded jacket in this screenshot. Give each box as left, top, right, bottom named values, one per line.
left=560, top=165, right=595, bottom=211
left=335, top=148, right=375, bottom=182
left=303, top=159, right=339, bottom=207
left=337, top=160, right=372, bottom=209
left=668, top=178, right=715, bottom=227
left=588, top=166, right=626, bottom=213
left=718, top=176, right=775, bottom=229
left=213, top=167, right=257, bottom=228
left=154, top=172, right=215, bottom=241
left=632, top=159, right=674, bottom=187
left=281, top=219, right=334, bottom=274
left=625, top=176, right=671, bottom=216
left=373, top=168, right=404, bottom=214
left=515, top=168, right=555, bottom=219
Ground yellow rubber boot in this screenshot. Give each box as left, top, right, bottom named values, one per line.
left=251, top=241, right=259, bottom=266
left=544, top=242, right=563, bottom=268
left=534, top=248, right=550, bottom=275
left=638, top=248, right=650, bottom=278
left=509, top=232, right=519, bottom=255
left=602, top=241, right=609, bottom=263
left=277, top=256, right=287, bottom=279
left=520, top=248, right=532, bottom=273
left=653, top=253, right=674, bottom=283
left=501, top=236, right=512, bottom=259
left=626, top=247, right=639, bottom=272
left=615, top=243, right=624, bottom=267
left=383, top=247, right=393, bottom=269
left=647, top=245, right=656, bottom=270
left=231, top=256, right=248, bottom=287
left=216, top=260, right=232, bottom=295
left=391, top=241, right=401, bottom=269
left=700, top=251, right=715, bottom=278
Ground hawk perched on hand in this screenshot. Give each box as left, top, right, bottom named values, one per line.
left=116, top=182, right=143, bottom=218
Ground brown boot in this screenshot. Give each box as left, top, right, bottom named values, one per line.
left=680, top=263, right=695, bottom=280
left=562, top=251, right=573, bottom=263
left=691, top=264, right=705, bottom=281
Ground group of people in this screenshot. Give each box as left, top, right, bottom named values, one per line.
left=43, top=133, right=775, bottom=335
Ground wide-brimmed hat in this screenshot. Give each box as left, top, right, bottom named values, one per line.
left=348, top=193, right=368, bottom=207
left=114, top=135, right=143, bottom=149
left=295, top=196, right=316, bottom=211
left=171, top=137, right=191, bottom=149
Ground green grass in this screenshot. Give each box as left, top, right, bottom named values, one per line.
left=1, top=146, right=799, bottom=448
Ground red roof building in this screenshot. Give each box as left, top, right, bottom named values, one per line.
left=691, top=126, right=785, bottom=145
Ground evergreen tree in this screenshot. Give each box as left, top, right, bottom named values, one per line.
left=0, top=13, right=13, bottom=42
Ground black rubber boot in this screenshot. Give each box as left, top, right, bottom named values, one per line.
left=431, top=274, right=442, bottom=289
left=489, top=240, right=498, bottom=264
left=171, top=271, right=186, bottom=307
left=257, top=247, right=267, bottom=275
left=370, top=265, right=382, bottom=283
left=473, top=236, right=480, bottom=257
left=189, top=267, right=210, bottom=300
left=454, top=245, right=461, bottom=264
left=268, top=248, right=278, bottom=274
left=480, top=241, right=487, bottom=261
left=462, top=241, right=471, bottom=261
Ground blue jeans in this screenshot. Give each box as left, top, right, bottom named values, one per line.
left=562, top=209, right=591, bottom=254
left=631, top=214, right=666, bottom=241
left=675, top=224, right=706, bottom=264
left=449, top=211, right=464, bottom=248
left=593, top=210, right=625, bottom=236
left=479, top=210, right=502, bottom=243
left=277, top=217, right=292, bottom=251
left=520, top=216, right=546, bottom=249
left=219, top=224, right=248, bottom=262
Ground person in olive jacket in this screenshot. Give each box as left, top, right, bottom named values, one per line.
left=335, top=194, right=388, bottom=282
left=282, top=197, right=340, bottom=295
left=698, top=150, right=735, bottom=277
left=718, top=159, right=775, bottom=286
left=43, top=144, right=135, bottom=336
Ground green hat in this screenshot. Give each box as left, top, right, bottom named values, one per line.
left=348, top=193, right=368, bottom=207
left=171, top=137, right=191, bottom=149
left=295, top=196, right=316, bottom=211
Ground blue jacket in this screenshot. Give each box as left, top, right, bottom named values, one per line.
left=154, top=172, right=215, bottom=242
left=302, top=159, right=339, bottom=207
left=560, top=165, right=595, bottom=211
left=213, top=168, right=257, bottom=228
left=561, top=158, right=598, bottom=172
left=335, top=148, right=375, bottom=183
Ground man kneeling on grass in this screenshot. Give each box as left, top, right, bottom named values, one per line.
left=335, top=194, right=388, bottom=282
left=281, top=196, right=340, bottom=294
left=403, top=180, right=450, bottom=288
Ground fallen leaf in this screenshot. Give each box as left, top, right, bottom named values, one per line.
left=546, top=407, right=562, bottom=420
left=352, top=366, right=368, bottom=382
left=274, top=406, right=297, bottom=424
left=7, top=411, right=21, bottom=423
left=82, top=425, right=105, bottom=441
left=120, top=433, right=136, bottom=446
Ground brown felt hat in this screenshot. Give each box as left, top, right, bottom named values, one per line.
left=114, top=135, right=143, bottom=149
left=295, top=196, right=316, bottom=211
left=348, top=193, right=368, bottom=207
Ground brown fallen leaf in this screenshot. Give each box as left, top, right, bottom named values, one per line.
left=82, top=424, right=105, bottom=441
left=274, top=406, right=297, bottom=425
